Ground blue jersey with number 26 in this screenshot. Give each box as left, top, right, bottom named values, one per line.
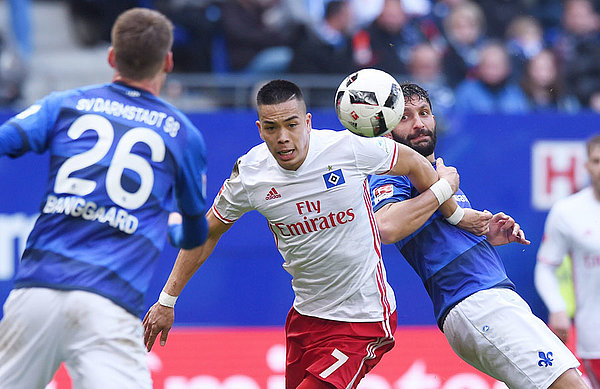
left=369, top=171, right=514, bottom=329
left=0, top=82, right=207, bottom=316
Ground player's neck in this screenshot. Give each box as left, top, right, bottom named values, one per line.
left=112, top=74, right=164, bottom=96
left=427, top=153, right=435, bottom=163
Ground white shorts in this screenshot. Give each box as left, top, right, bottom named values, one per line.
left=442, top=288, right=580, bottom=389
left=0, top=287, right=152, bottom=389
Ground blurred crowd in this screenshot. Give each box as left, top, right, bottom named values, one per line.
left=3, top=0, right=600, bottom=115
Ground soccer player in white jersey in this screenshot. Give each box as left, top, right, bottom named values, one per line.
left=143, top=79, right=466, bottom=389
left=536, top=134, right=600, bottom=388
left=370, top=82, right=587, bottom=389
left=0, top=9, right=209, bottom=388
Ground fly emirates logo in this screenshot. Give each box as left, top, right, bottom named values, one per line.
left=271, top=200, right=355, bottom=237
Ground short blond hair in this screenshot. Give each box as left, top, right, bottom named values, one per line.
left=111, top=8, right=173, bottom=80
left=587, top=134, right=600, bottom=156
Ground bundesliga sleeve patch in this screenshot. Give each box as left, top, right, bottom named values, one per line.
left=323, top=169, right=346, bottom=189
left=376, top=138, right=392, bottom=153
left=373, top=184, right=393, bottom=205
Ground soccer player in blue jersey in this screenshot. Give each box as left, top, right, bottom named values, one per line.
left=0, top=8, right=208, bottom=388
left=369, top=83, right=589, bottom=388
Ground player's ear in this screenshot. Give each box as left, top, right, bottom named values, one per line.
left=256, top=120, right=265, bottom=140
left=383, top=132, right=393, bottom=140
left=305, top=113, right=312, bottom=131
left=164, top=52, right=174, bottom=74
left=108, top=46, right=116, bottom=69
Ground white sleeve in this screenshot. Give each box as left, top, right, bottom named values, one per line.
left=536, top=203, right=571, bottom=266
left=535, top=202, right=570, bottom=313
left=534, top=261, right=567, bottom=313
left=211, top=159, right=253, bottom=224
left=348, top=133, right=398, bottom=175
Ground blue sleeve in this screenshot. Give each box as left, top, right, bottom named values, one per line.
left=0, top=92, right=64, bottom=157
left=369, top=174, right=413, bottom=212
left=167, top=216, right=208, bottom=249
left=173, top=123, right=209, bottom=248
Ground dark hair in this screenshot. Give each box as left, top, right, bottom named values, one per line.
left=256, top=80, right=305, bottom=106
left=111, top=8, right=174, bottom=80
left=400, top=82, right=433, bottom=110
left=587, top=134, right=600, bottom=156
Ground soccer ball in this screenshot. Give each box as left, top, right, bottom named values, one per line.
left=335, top=68, right=404, bottom=137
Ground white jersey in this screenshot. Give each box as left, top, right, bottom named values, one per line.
left=212, top=129, right=399, bottom=323
left=537, top=187, right=600, bottom=358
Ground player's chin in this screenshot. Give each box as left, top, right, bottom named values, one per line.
left=276, top=154, right=299, bottom=170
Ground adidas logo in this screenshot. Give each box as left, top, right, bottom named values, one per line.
left=265, top=187, right=281, bottom=200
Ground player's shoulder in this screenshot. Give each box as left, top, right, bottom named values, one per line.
left=311, top=128, right=395, bottom=155
left=310, top=128, right=347, bottom=144
left=553, top=187, right=593, bottom=213
left=236, top=142, right=271, bottom=170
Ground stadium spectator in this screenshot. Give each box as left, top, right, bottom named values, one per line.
left=370, top=82, right=589, bottom=389
left=536, top=134, right=600, bottom=389
left=453, top=41, right=529, bottom=113
left=505, top=15, right=546, bottom=79
left=0, top=31, right=26, bottom=106
left=352, top=0, right=427, bottom=75
left=589, top=89, right=600, bottom=112
left=221, top=0, right=299, bottom=73
left=66, top=0, right=140, bottom=46
left=0, top=8, right=209, bottom=388
left=429, top=0, right=468, bottom=31
left=440, top=1, right=489, bottom=87
left=303, top=0, right=384, bottom=30
left=154, top=0, right=225, bottom=73
left=289, top=0, right=355, bottom=74
left=405, top=43, right=455, bottom=119
left=520, top=49, right=578, bottom=112
left=142, top=79, right=464, bottom=389
left=476, top=0, right=530, bottom=39
left=552, top=0, right=600, bottom=108
left=6, top=0, right=32, bottom=62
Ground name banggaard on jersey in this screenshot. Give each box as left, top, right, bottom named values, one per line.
left=43, top=195, right=138, bottom=234
left=272, top=208, right=355, bottom=237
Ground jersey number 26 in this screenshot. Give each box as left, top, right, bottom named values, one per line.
left=54, top=114, right=165, bottom=210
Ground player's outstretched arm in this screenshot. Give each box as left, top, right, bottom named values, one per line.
left=143, top=209, right=232, bottom=351
left=485, top=211, right=530, bottom=246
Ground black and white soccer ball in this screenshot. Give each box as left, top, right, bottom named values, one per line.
left=335, top=68, right=404, bottom=137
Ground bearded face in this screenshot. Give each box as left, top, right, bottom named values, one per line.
left=389, top=96, right=437, bottom=158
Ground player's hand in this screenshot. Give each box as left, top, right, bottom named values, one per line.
left=486, top=212, right=530, bottom=246
left=142, top=302, right=175, bottom=351
left=457, top=208, right=492, bottom=236
left=548, top=311, right=571, bottom=344
left=436, top=157, right=459, bottom=193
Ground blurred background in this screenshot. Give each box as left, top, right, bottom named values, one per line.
left=0, top=0, right=597, bottom=388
